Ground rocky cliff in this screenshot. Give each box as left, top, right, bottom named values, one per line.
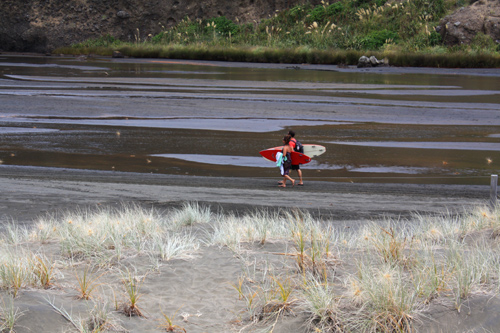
left=0, top=0, right=312, bottom=53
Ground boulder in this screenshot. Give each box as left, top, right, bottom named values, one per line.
left=112, top=50, right=124, bottom=58
left=357, top=56, right=387, bottom=68
left=438, top=0, right=500, bottom=45
left=357, top=56, right=370, bottom=68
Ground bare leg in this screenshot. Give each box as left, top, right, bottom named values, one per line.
left=297, top=169, right=303, bottom=185
left=279, top=175, right=295, bottom=187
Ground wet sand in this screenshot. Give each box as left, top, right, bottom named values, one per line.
left=0, top=165, right=490, bottom=226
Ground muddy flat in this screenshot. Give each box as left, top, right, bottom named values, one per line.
left=1, top=54, right=499, bottom=224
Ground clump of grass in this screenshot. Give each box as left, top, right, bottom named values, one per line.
left=119, top=267, right=146, bottom=317
left=0, top=249, right=58, bottom=296
left=0, top=260, right=27, bottom=298
left=246, top=273, right=298, bottom=332
left=290, top=219, right=337, bottom=278
left=411, top=249, right=450, bottom=304
left=168, top=202, right=212, bottom=228
left=74, top=265, right=105, bottom=300
left=52, top=203, right=199, bottom=265
left=293, top=228, right=333, bottom=276
left=368, top=224, right=414, bottom=267
left=2, top=223, right=29, bottom=245
left=146, top=232, right=200, bottom=261
left=85, top=300, right=123, bottom=332
left=157, top=307, right=186, bottom=333
left=447, top=241, right=495, bottom=311
left=0, top=295, right=25, bottom=332
left=347, top=261, right=421, bottom=332
left=31, top=253, right=57, bottom=289
left=301, top=273, right=344, bottom=332
left=210, top=209, right=290, bottom=252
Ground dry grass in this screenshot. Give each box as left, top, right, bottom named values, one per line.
left=0, top=202, right=499, bottom=331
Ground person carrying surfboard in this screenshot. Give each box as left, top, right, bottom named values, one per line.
left=278, top=135, right=295, bottom=188
left=287, top=130, right=304, bottom=185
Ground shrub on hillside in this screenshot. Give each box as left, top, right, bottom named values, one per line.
left=361, top=29, right=399, bottom=49
left=205, top=16, right=239, bottom=37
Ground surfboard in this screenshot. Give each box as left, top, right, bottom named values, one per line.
left=259, top=149, right=311, bottom=165
left=266, top=144, right=326, bottom=158
left=261, top=144, right=326, bottom=162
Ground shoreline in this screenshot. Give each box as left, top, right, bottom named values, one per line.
left=0, top=165, right=490, bottom=226
left=3, top=52, right=500, bottom=76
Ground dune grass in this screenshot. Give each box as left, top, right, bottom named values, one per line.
left=26, top=203, right=202, bottom=266
left=216, top=203, right=500, bottom=332
left=0, top=202, right=500, bottom=331
left=0, top=295, right=24, bottom=332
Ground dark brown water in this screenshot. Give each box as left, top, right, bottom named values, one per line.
left=1, top=55, right=499, bottom=185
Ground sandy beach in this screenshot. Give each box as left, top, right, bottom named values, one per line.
left=0, top=165, right=497, bottom=332
left=1, top=55, right=499, bottom=332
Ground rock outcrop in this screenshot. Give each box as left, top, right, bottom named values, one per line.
left=357, top=55, right=388, bottom=68
left=0, top=0, right=317, bottom=53
left=438, top=0, right=500, bottom=45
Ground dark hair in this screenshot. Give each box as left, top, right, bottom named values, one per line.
left=283, top=134, right=292, bottom=144
left=288, top=130, right=295, bottom=137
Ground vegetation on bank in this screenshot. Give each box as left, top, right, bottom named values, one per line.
left=54, top=0, right=500, bottom=67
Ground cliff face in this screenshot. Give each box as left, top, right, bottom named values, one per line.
left=0, top=0, right=311, bottom=53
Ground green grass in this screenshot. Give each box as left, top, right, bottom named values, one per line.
left=53, top=0, right=500, bottom=67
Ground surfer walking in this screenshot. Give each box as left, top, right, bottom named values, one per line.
left=288, top=130, right=304, bottom=186
left=278, top=135, right=295, bottom=188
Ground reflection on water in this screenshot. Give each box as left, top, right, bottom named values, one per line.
left=329, top=141, right=500, bottom=151
left=0, top=55, right=499, bottom=185
left=2, top=116, right=341, bottom=133
left=154, top=154, right=275, bottom=168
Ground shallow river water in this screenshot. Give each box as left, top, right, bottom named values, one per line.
left=0, top=54, right=499, bottom=185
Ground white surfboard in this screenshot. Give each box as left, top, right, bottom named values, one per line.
left=302, top=144, right=326, bottom=158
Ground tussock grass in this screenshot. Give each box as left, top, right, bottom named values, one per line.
left=301, top=274, right=344, bottom=332
left=227, top=204, right=500, bottom=332
left=350, top=261, right=421, bottom=332
left=31, top=203, right=202, bottom=265
left=210, top=209, right=291, bottom=251
left=146, top=231, right=199, bottom=261
left=119, top=267, right=146, bottom=317
left=2, top=202, right=500, bottom=331
left=168, top=202, right=212, bottom=228
left=157, top=307, right=186, bottom=333
left=0, top=248, right=59, bottom=297
left=74, top=265, right=105, bottom=300
left=0, top=202, right=205, bottom=299
left=0, top=295, right=24, bottom=332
